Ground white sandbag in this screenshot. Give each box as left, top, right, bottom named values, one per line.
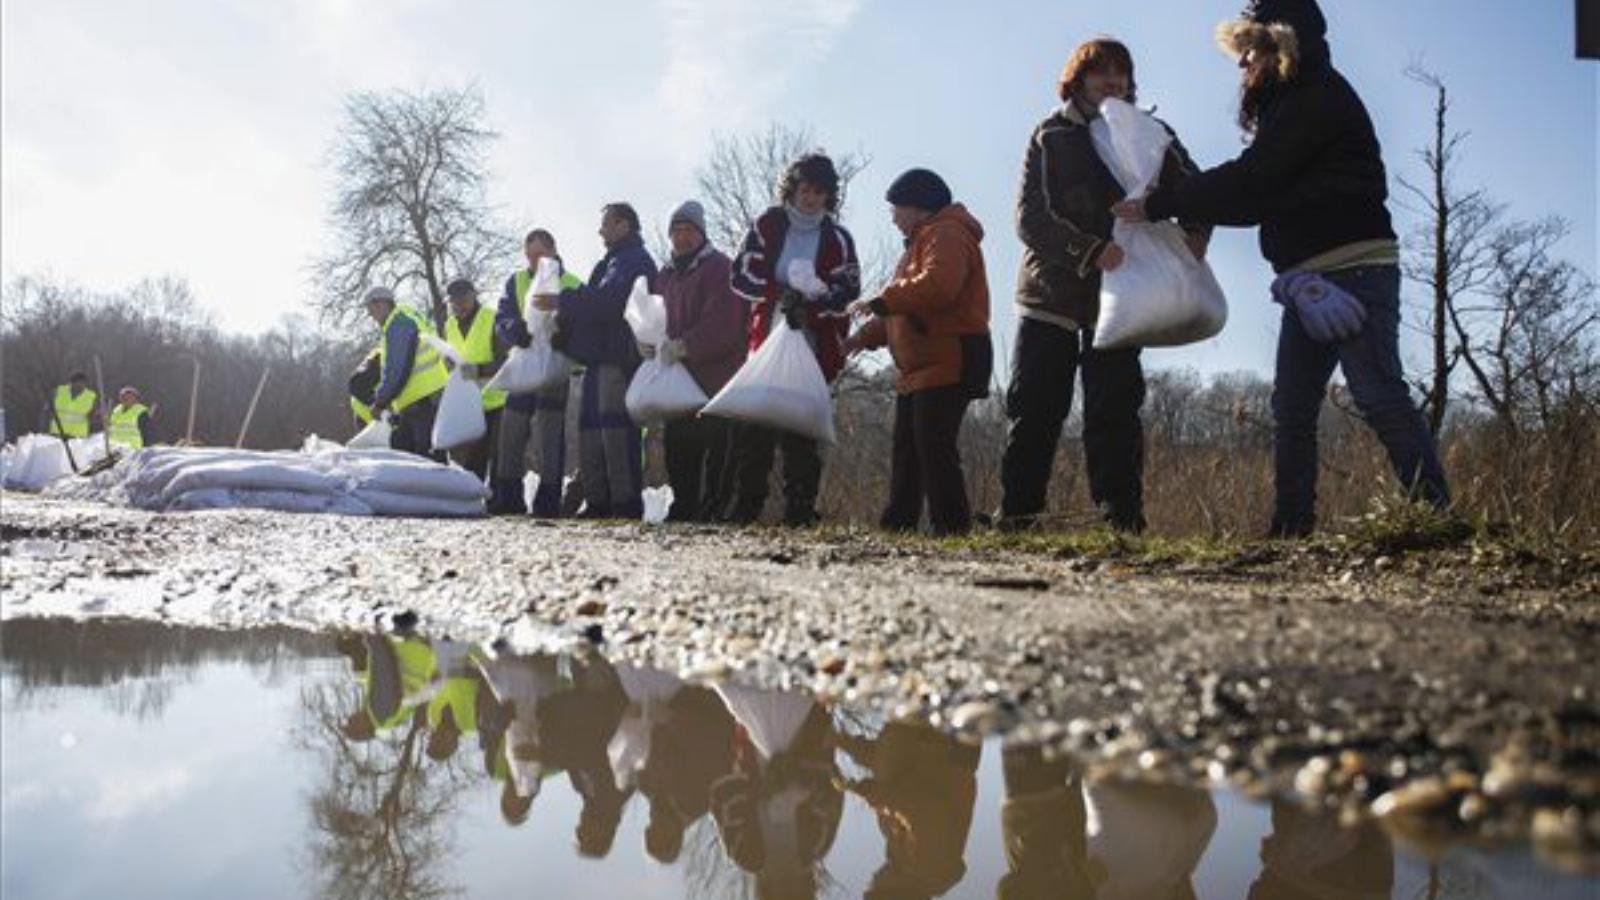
left=1090, top=98, right=1227, bottom=350
left=350, top=488, right=485, bottom=518
left=486, top=257, right=571, bottom=395
left=2, top=433, right=109, bottom=492
left=423, top=335, right=488, bottom=451
left=641, top=485, right=673, bottom=524
left=160, top=458, right=343, bottom=503
left=626, top=360, right=708, bottom=423
left=168, top=487, right=373, bottom=516
left=699, top=319, right=835, bottom=444
left=344, top=457, right=488, bottom=501
left=348, top=417, right=393, bottom=450
left=713, top=683, right=816, bottom=761
left=624, top=276, right=708, bottom=422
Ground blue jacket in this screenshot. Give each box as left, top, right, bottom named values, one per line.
left=557, top=234, right=657, bottom=369
left=372, top=312, right=419, bottom=408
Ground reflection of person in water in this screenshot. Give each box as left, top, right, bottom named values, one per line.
left=337, top=632, right=439, bottom=741
left=996, top=742, right=1097, bottom=900
left=1247, top=799, right=1393, bottom=900
left=710, top=684, right=846, bottom=900
left=423, top=640, right=493, bottom=762
left=474, top=649, right=571, bottom=826
left=1084, top=779, right=1216, bottom=900
left=537, top=650, right=632, bottom=858
left=635, top=685, right=738, bottom=864
left=838, top=718, right=981, bottom=900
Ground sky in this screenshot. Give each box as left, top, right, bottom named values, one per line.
left=3, top=0, right=1595, bottom=378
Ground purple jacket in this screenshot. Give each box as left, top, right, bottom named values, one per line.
left=656, top=244, right=748, bottom=396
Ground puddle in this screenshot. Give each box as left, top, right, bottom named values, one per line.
left=1, top=617, right=1593, bottom=899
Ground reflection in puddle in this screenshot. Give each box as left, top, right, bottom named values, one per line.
left=0, top=618, right=1592, bottom=899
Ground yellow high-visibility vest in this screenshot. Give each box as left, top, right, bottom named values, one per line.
left=108, top=403, right=150, bottom=449
left=445, top=305, right=506, bottom=412
left=381, top=305, right=449, bottom=412
left=49, top=385, right=97, bottom=438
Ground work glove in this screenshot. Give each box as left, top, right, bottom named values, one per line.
left=659, top=339, right=688, bottom=366
left=458, top=362, right=480, bottom=380
left=779, top=288, right=806, bottom=330
left=1272, top=272, right=1367, bottom=343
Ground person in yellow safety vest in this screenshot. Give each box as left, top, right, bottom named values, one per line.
left=489, top=229, right=587, bottom=516
left=363, top=285, right=449, bottom=459
left=41, top=371, right=98, bottom=438
left=338, top=631, right=440, bottom=741
left=108, top=386, right=153, bottom=450
left=443, top=277, right=508, bottom=480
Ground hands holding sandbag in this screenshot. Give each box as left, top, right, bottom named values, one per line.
left=624, top=277, right=708, bottom=423
left=1094, top=98, right=1228, bottom=350
left=486, top=257, right=571, bottom=395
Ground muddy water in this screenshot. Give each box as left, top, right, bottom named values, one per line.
left=1, top=618, right=1591, bottom=900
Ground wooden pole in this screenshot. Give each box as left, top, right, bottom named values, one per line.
left=235, top=367, right=270, bottom=449
left=92, top=356, right=113, bottom=458
left=185, top=357, right=201, bottom=445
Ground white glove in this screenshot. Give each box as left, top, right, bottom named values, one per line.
left=786, top=260, right=830, bottom=300
left=659, top=339, right=688, bottom=366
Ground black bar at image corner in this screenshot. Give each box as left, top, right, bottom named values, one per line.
left=1580, top=0, right=1600, bottom=58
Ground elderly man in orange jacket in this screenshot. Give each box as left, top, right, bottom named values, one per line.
left=847, top=168, right=992, bottom=535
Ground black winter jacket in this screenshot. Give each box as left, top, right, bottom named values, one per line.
left=1014, top=102, right=1205, bottom=329
left=1144, top=5, right=1395, bottom=272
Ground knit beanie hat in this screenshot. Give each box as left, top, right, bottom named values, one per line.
left=885, top=168, right=952, bottom=212
left=669, top=200, right=706, bottom=237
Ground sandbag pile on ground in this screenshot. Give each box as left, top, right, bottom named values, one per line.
left=42, top=441, right=488, bottom=518
left=1, top=434, right=112, bottom=493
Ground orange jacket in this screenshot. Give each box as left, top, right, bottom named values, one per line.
left=858, top=203, right=991, bottom=394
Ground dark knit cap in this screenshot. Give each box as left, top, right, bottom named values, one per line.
left=885, top=168, right=952, bottom=212
left=445, top=277, right=477, bottom=299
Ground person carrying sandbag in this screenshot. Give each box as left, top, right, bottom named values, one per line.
left=649, top=201, right=748, bottom=522
left=528, top=204, right=656, bottom=520
left=726, top=153, right=862, bottom=527
left=846, top=169, right=992, bottom=536
left=363, top=286, right=449, bottom=460
left=491, top=229, right=586, bottom=516
left=443, top=277, right=507, bottom=480
left=1113, top=0, right=1449, bottom=537
left=1000, top=38, right=1210, bottom=534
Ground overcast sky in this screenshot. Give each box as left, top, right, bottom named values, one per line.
left=3, top=0, right=1594, bottom=377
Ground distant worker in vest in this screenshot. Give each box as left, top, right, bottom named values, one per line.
left=41, top=371, right=98, bottom=438
left=108, top=387, right=154, bottom=450
left=492, top=228, right=586, bottom=516
left=443, top=277, right=507, bottom=480
left=364, top=285, right=450, bottom=459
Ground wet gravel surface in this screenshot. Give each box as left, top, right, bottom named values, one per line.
left=3, top=495, right=1598, bottom=862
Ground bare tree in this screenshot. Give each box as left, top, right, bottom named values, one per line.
left=312, top=85, right=514, bottom=332
left=1450, top=216, right=1599, bottom=434
left=1396, top=67, right=1502, bottom=435
left=693, top=122, right=871, bottom=259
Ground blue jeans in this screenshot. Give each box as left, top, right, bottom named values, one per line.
left=1271, top=265, right=1449, bottom=534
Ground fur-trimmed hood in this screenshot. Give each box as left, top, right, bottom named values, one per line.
left=1216, top=0, right=1331, bottom=79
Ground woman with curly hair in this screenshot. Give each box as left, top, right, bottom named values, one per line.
left=727, top=153, right=862, bottom=526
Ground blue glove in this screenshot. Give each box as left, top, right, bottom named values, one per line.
left=1272, top=272, right=1367, bottom=343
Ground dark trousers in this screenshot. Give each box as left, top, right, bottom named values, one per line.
left=882, top=384, right=973, bottom=535
left=731, top=424, right=823, bottom=525
left=999, top=317, right=1146, bottom=530
left=1271, top=265, right=1449, bottom=535
left=389, top=395, right=443, bottom=462
left=663, top=416, right=736, bottom=522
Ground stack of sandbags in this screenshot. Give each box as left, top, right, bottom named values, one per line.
left=43, top=442, right=488, bottom=518
left=1, top=434, right=112, bottom=492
